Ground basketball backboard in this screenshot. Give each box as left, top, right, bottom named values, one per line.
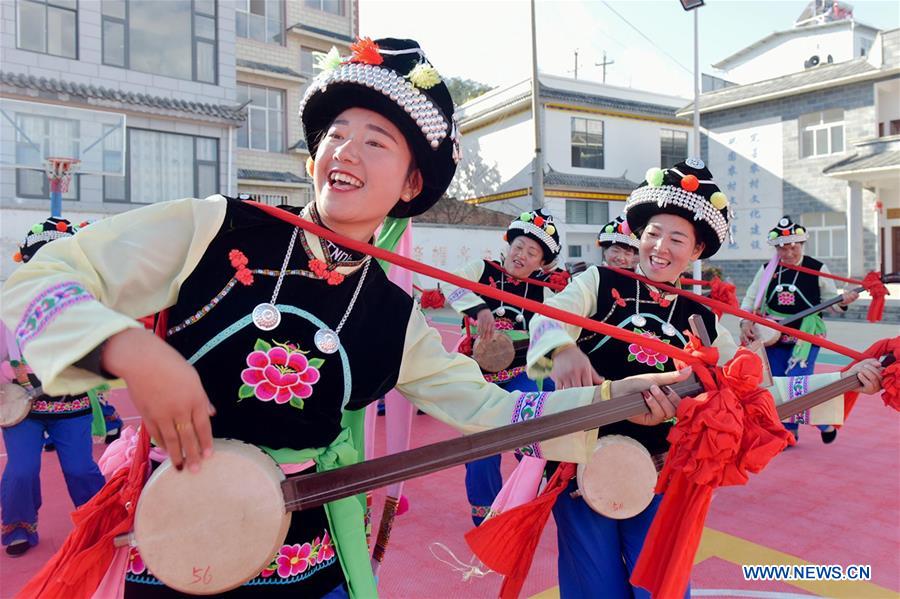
left=0, top=98, right=125, bottom=176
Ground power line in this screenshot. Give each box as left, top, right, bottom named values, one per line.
left=600, top=1, right=694, bottom=75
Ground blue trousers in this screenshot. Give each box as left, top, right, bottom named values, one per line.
left=553, top=486, right=689, bottom=599
left=1, top=414, right=105, bottom=546
left=766, top=344, right=830, bottom=434
left=465, top=371, right=552, bottom=525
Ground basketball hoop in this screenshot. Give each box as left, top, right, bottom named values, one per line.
left=44, top=157, right=81, bottom=194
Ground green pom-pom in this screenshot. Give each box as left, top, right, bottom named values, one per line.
left=645, top=167, right=665, bottom=187
left=768, top=231, right=778, bottom=240
left=313, top=47, right=343, bottom=74
left=605, top=225, right=614, bottom=233
left=520, top=212, right=532, bottom=222
left=30, top=224, right=43, bottom=234
left=795, top=226, right=805, bottom=235
left=407, top=62, right=442, bottom=90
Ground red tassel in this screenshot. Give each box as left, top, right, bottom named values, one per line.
left=708, top=277, right=738, bottom=318
left=420, top=288, right=445, bottom=309
left=841, top=337, right=900, bottom=420
left=465, top=464, right=575, bottom=599
left=862, top=272, right=888, bottom=323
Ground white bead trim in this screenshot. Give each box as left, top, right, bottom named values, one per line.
left=508, top=221, right=560, bottom=254
left=598, top=232, right=639, bottom=249
left=625, top=185, right=729, bottom=243
left=767, top=233, right=808, bottom=246
left=24, top=230, right=69, bottom=247
left=300, top=62, right=450, bottom=150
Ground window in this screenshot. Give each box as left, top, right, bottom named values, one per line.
left=300, top=47, right=324, bottom=77
left=799, top=109, right=844, bottom=158
left=102, top=0, right=217, bottom=83
left=800, top=212, right=847, bottom=258
left=106, top=129, right=219, bottom=203
left=245, top=192, right=289, bottom=205
left=565, top=200, right=609, bottom=225
left=567, top=245, right=582, bottom=258
left=304, top=0, right=344, bottom=16
left=14, top=114, right=80, bottom=200
left=660, top=129, right=688, bottom=167
left=236, top=0, right=284, bottom=45
left=571, top=117, right=604, bottom=169
left=237, top=84, right=285, bottom=153
left=17, top=0, right=77, bottom=58
left=859, top=37, right=873, bottom=57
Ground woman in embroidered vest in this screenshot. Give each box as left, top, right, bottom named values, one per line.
left=1, top=218, right=106, bottom=558
left=739, top=216, right=859, bottom=444
left=1, top=39, right=692, bottom=598
left=597, top=214, right=640, bottom=270
left=526, top=160, right=882, bottom=598
left=444, top=209, right=560, bottom=524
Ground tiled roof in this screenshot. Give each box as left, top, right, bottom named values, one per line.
left=680, top=58, right=880, bottom=114
left=824, top=150, right=900, bottom=174
left=0, top=71, right=245, bottom=123
left=293, top=23, right=354, bottom=44
left=540, top=85, right=684, bottom=120
left=544, top=167, right=638, bottom=191
left=238, top=169, right=309, bottom=184
left=236, top=59, right=302, bottom=78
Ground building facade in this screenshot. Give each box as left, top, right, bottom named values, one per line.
left=454, top=74, right=693, bottom=267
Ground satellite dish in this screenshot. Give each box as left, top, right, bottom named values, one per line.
left=804, top=55, right=821, bottom=68
left=827, top=54, right=834, bottom=63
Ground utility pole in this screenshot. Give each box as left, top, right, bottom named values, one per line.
left=596, top=51, right=615, bottom=83
left=530, top=0, right=544, bottom=209
left=573, top=48, right=579, bottom=79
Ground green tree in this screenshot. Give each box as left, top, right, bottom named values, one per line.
left=445, top=76, right=493, bottom=107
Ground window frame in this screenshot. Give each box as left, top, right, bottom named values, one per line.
left=237, top=83, right=286, bottom=153
left=300, top=46, right=324, bottom=78
left=236, top=0, right=285, bottom=45
left=799, top=212, right=847, bottom=258
left=101, top=0, right=218, bottom=84
left=565, top=199, right=609, bottom=225
left=103, top=127, right=220, bottom=204
left=16, top=0, right=79, bottom=59
left=571, top=117, right=604, bottom=170
left=799, top=110, right=845, bottom=158
left=304, top=0, right=345, bottom=16
left=660, top=128, right=688, bottom=167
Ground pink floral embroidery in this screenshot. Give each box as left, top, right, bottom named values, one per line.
left=627, top=329, right=670, bottom=371
left=777, top=291, right=795, bottom=306
left=239, top=340, right=323, bottom=409
left=317, top=531, right=335, bottom=564
left=276, top=543, right=313, bottom=577
left=127, top=547, right=146, bottom=575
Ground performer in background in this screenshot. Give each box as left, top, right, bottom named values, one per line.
left=597, top=214, right=639, bottom=270
left=739, top=216, right=859, bottom=443
left=445, top=209, right=560, bottom=524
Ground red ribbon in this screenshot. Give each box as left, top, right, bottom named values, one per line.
left=606, top=266, right=868, bottom=362
left=631, top=341, right=795, bottom=598
left=776, top=263, right=889, bottom=323
left=680, top=277, right=739, bottom=318
left=841, top=337, right=900, bottom=420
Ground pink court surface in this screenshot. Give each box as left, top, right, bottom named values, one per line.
left=1, top=316, right=898, bottom=599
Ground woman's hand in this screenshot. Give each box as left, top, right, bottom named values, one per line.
left=840, top=290, right=860, bottom=306
left=739, top=319, right=758, bottom=346
left=102, top=327, right=215, bottom=472
left=609, top=367, right=694, bottom=426
left=843, top=358, right=883, bottom=395
left=476, top=308, right=496, bottom=343
left=551, top=345, right=604, bottom=389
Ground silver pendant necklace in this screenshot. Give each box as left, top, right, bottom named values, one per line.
left=252, top=228, right=299, bottom=331
left=314, top=258, right=371, bottom=354
left=632, top=279, right=679, bottom=336
left=492, top=272, right=529, bottom=326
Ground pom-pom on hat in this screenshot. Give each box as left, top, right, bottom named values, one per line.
left=299, top=38, right=460, bottom=219
left=767, top=215, right=808, bottom=246
left=597, top=215, right=639, bottom=250
left=15, top=217, right=76, bottom=263
left=505, top=209, right=560, bottom=262
left=624, top=157, right=731, bottom=259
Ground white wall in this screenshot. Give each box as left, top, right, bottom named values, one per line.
left=876, top=80, right=900, bottom=133
left=719, top=27, right=857, bottom=84
left=409, top=223, right=507, bottom=288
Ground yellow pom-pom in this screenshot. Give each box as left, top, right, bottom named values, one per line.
left=645, top=167, right=665, bottom=187
left=795, top=226, right=805, bottom=235
left=306, top=157, right=315, bottom=178
left=546, top=225, right=556, bottom=236
left=407, top=63, right=441, bottom=90
left=710, top=191, right=728, bottom=210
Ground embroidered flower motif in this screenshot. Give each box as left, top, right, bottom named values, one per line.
left=235, top=268, right=254, bottom=286
left=309, top=259, right=345, bottom=285
left=611, top=288, right=626, bottom=307
left=649, top=289, right=671, bottom=308
left=777, top=291, right=795, bottom=306
left=493, top=318, right=514, bottom=331
left=127, top=547, right=146, bottom=575
left=349, top=37, right=383, bottom=65
left=276, top=543, right=313, bottom=578
left=627, top=329, right=670, bottom=371
left=317, top=531, right=335, bottom=564
left=229, top=249, right=254, bottom=286
left=239, top=340, right=323, bottom=409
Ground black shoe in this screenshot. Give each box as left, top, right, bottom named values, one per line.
left=6, top=541, right=30, bottom=557
left=44, top=442, right=56, bottom=452
left=821, top=428, right=838, bottom=444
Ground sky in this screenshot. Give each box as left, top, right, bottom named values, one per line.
left=358, top=0, right=900, bottom=98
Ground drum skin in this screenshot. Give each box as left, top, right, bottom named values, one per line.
left=0, top=383, right=33, bottom=428
left=133, top=439, right=291, bottom=594
left=753, top=321, right=782, bottom=347
left=576, top=435, right=657, bottom=520
left=472, top=335, right=515, bottom=373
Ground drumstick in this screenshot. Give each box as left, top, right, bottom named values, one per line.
left=776, top=273, right=899, bottom=328
left=687, top=314, right=712, bottom=347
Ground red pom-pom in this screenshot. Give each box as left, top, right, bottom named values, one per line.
left=680, top=175, right=699, bottom=192
left=12, top=251, right=23, bottom=263
left=533, top=216, right=545, bottom=227
left=782, top=229, right=790, bottom=236
left=228, top=249, right=249, bottom=269
left=235, top=268, right=254, bottom=286
left=56, top=221, right=69, bottom=232
left=349, top=37, right=383, bottom=65
left=420, top=288, right=445, bottom=309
